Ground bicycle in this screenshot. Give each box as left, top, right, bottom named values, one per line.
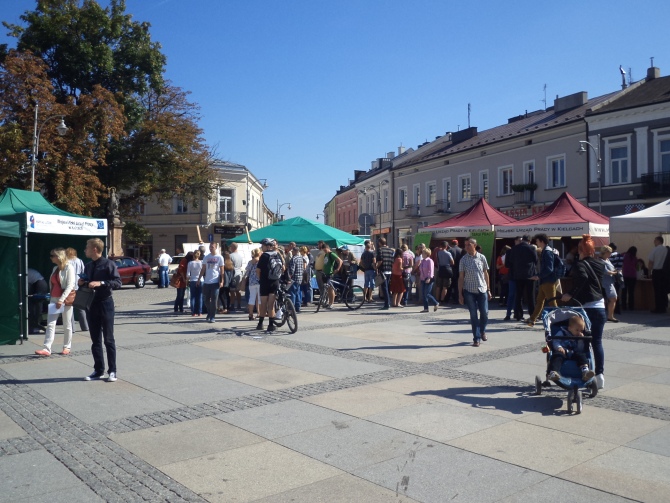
left=316, top=273, right=365, bottom=312
left=272, top=281, right=298, bottom=333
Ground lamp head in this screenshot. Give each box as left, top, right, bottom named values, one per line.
left=263, top=181, right=268, bottom=189
left=288, top=203, right=291, bottom=210
left=577, top=142, right=587, bottom=155
left=56, top=118, right=68, bottom=136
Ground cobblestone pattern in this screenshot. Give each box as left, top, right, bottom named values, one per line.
left=95, top=367, right=419, bottom=436
left=0, top=368, right=206, bottom=503
left=0, top=435, right=42, bottom=457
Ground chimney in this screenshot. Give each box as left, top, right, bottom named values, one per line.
left=386, top=151, right=394, bottom=160
left=647, top=66, right=661, bottom=80
left=554, top=92, right=588, bottom=113
left=397, top=145, right=406, bottom=156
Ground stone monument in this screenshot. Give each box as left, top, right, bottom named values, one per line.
left=108, top=187, right=124, bottom=257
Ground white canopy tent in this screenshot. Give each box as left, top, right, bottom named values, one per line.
left=610, top=199, right=670, bottom=260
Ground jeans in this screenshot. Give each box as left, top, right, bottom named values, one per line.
left=88, top=297, right=116, bottom=374
left=301, top=283, right=312, bottom=304
left=506, top=280, right=517, bottom=317
left=463, top=290, right=488, bottom=342
left=584, top=307, right=606, bottom=376
left=288, top=282, right=301, bottom=312
left=422, top=278, right=439, bottom=310
left=381, top=273, right=391, bottom=308
left=364, top=270, right=376, bottom=289
left=174, top=288, right=186, bottom=312
left=622, top=277, right=636, bottom=310
left=189, top=281, right=202, bottom=314
left=218, top=286, right=231, bottom=310
left=159, top=265, right=169, bottom=288
left=202, top=283, right=220, bottom=320
left=43, top=303, right=73, bottom=352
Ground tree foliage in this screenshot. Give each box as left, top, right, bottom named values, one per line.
left=1, top=0, right=217, bottom=216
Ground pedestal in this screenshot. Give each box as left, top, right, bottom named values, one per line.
left=109, top=221, right=125, bottom=257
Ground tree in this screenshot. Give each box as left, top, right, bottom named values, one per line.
left=2, top=0, right=216, bottom=215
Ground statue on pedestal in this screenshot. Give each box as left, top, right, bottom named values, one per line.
left=108, top=187, right=121, bottom=225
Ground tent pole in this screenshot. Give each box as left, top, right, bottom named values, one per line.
left=20, top=231, right=29, bottom=343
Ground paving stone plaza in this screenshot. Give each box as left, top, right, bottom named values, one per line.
left=1, top=286, right=669, bottom=503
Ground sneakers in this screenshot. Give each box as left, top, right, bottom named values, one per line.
left=420, top=309, right=429, bottom=313
left=34, top=349, right=51, bottom=357
left=60, top=348, right=70, bottom=355
left=107, top=372, right=117, bottom=382
left=503, top=316, right=511, bottom=321
left=208, top=319, right=215, bottom=323
left=548, top=371, right=561, bottom=382
left=582, top=369, right=595, bottom=381
left=84, top=372, right=104, bottom=381
left=595, top=374, right=605, bottom=389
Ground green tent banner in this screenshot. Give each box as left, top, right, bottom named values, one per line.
left=413, top=232, right=432, bottom=249
left=470, top=230, right=495, bottom=265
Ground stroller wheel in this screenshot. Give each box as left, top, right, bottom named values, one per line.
left=589, top=380, right=598, bottom=398
left=576, top=390, right=583, bottom=414
left=566, top=389, right=574, bottom=413
left=535, top=376, right=543, bottom=395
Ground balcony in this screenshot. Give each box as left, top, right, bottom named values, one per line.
left=641, top=172, right=670, bottom=198
left=513, top=189, right=536, bottom=205
left=403, top=204, right=422, bottom=217
left=216, top=211, right=247, bottom=224
left=434, top=199, right=452, bottom=214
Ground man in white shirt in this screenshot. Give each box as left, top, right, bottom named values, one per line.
left=229, top=243, right=244, bottom=311
left=648, top=236, right=668, bottom=313
left=198, top=242, right=225, bottom=323
left=157, top=249, right=172, bottom=288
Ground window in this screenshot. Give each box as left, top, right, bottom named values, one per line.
left=413, top=184, right=420, bottom=206
left=662, top=139, right=670, bottom=173
left=479, top=170, right=489, bottom=199
left=443, top=178, right=452, bottom=211
left=547, top=155, right=566, bottom=188
left=458, top=174, right=471, bottom=201
left=176, top=198, right=188, bottom=214
left=499, top=166, right=513, bottom=195
left=219, top=188, right=233, bottom=221
left=426, top=182, right=437, bottom=206
left=398, top=187, right=407, bottom=209
left=524, top=160, right=535, bottom=184
left=383, top=189, right=388, bottom=213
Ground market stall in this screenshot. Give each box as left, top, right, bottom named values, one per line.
left=0, top=188, right=107, bottom=345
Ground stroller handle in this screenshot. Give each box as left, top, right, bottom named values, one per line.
left=549, top=295, right=583, bottom=307
left=549, top=335, right=593, bottom=342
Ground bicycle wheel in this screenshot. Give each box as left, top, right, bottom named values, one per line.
left=344, top=285, right=365, bottom=310
left=274, top=298, right=287, bottom=327
left=284, top=299, right=298, bottom=333
left=316, top=284, right=330, bottom=312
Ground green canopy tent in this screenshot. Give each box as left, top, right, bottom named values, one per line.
left=0, top=188, right=108, bottom=345
left=229, top=216, right=365, bottom=248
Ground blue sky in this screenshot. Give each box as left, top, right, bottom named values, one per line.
left=2, top=0, right=669, bottom=220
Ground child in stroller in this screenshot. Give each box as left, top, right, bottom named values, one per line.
left=547, top=315, right=595, bottom=383
left=535, top=306, right=598, bottom=414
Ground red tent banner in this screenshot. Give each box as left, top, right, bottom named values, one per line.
left=424, top=198, right=517, bottom=237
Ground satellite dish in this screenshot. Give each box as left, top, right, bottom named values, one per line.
left=358, top=213, right=375, bottom=226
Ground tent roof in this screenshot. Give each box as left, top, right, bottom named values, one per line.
left=610, top=198, right=670, bottom=233
left=0, top=188, right=82, bottom=218
left=229, top=216, right=366, bottom=247
left=496, top=192, right=610, bottom=237
left=423, top=198, right=517, bottom=235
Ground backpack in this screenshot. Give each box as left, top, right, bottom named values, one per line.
left=267, top=252, right=283, bottom=281
left=552, top=251, right=566, bottom=279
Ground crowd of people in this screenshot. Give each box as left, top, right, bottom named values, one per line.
left=27, top=232, right=670, bottom=389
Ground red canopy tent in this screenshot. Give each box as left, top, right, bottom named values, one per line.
left=496, top=192, right=609, bottom=238
left=424, top=197, right=517, bottom=237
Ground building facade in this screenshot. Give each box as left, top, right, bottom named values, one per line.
left=127, top=160, right=271, bottom=257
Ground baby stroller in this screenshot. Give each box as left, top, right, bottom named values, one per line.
left=534, top=303, right=598, bottom=414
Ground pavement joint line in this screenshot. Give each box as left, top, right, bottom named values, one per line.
left=0, top=366, right=207, bottom=503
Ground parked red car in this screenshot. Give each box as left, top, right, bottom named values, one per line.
left=112, top=256, right=151, bottom=288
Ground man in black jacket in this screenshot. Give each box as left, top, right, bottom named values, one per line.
left=505, top=235, right=537, bottom=321
left=79, top=238, right=122, bottom=382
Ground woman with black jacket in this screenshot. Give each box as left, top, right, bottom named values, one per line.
left=561, top=234, right=607, bottom=390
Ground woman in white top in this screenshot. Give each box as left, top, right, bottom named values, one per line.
left=35, top=248, right=75, bottom=356
left=187, top=250, right=204, bottom=316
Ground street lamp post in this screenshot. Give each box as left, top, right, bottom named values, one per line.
left=31, top=103, right=68, bottom=191
left=276, top=201, right=291, bottom=221
left=315, top=213, right=325, bottom=221
left=578, top=134, right=602, bottom=213
left=360, top=180, right=389, bottom=238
